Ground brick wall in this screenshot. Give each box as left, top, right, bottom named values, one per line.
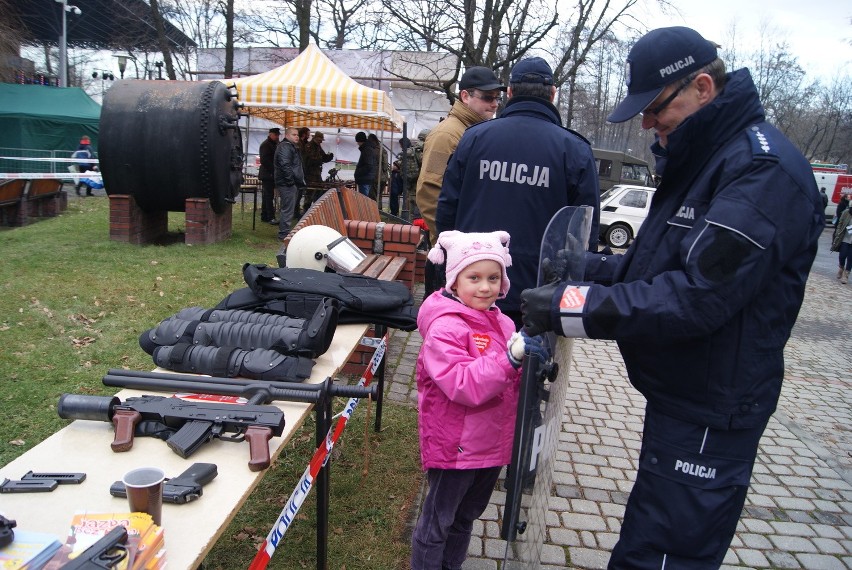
left=26, top=190, right=67, bottom=218
left=108, top=195, right=169, bottom=244
left=186, top=198, right=233, bottom=245
left=344, top=220, right=421, bottom=290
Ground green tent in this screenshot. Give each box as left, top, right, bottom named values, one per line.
left=0, top=84, right=101, bottom=169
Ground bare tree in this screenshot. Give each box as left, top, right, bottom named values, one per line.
left=375, top=0, right=558, bottom=103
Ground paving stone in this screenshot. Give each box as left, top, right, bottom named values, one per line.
left=793, top=553, right=846, bottom=570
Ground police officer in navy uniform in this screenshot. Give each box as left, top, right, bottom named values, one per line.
left=520, top=27, right=823, bottom=568
left=436, top=57, right=600, bottom=329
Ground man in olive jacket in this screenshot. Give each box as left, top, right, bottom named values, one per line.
left=416, top=66, right=505, bottom=295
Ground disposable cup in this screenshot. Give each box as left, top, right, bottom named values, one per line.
left=122, top=467, right=165, bottom=526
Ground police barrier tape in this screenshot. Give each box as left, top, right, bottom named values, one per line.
left=248, top=334, right=388, bottom=570
left=0, top=156, right=99, bottom=163
left=0, top=172, right=102, bottom=180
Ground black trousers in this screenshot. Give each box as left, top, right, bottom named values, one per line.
left=260, top=178, right=275, bottom=222
left=609, top=405, right=768, bottom=569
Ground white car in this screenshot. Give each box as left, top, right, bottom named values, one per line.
left=598, top=184, right=655, bottom=248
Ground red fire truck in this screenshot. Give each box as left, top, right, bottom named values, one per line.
left=812, top=162, right=851, bottom=220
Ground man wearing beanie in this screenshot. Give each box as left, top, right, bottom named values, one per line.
left=437, top=56, right=600, bottom=329
left=520, top=27, right=823, bottom=568
left=411, top=230, right=545, bottom=570
left=417, top=66, right=505, bottom=297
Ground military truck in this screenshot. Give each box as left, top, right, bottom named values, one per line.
left=593, top=148, right=654, bottom=192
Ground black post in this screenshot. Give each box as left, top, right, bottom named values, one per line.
left=399, top=123, right=411, bottom=222
left=373, top=326, right=387, bottom=432
left=315, top=378, right=332, bottom=570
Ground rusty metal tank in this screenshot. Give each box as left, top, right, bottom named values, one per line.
left=100, top=80, right=243, bottom=214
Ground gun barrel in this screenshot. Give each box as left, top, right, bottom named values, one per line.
left=103, top=370, right=378, bottom=403
left=57, top=394, right=119, bottom=421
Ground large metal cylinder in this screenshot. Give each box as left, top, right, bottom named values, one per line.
left=100, top=80, right=243, bottom=214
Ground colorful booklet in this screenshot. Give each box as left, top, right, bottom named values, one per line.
left=0, top=529, right=61, bottom=570
left=42, top=512, right=164, bottom=570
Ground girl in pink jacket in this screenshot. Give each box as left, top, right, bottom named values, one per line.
left=411, top=230, right=544, bottom=570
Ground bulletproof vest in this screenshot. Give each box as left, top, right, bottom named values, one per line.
left=215, top=264, right=417, bottom=331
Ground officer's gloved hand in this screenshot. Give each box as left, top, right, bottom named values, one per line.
left=520, top=282, right=565, bottom=337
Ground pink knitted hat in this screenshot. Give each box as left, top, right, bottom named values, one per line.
left=427, top=230, right=512, bottom=298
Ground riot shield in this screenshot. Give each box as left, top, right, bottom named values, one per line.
left=502, top=206, right=593, bottom=568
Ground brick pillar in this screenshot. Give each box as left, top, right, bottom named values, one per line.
left=185, top=198, right=232, bottom=245
left=109, top=195, right=168, bottom=244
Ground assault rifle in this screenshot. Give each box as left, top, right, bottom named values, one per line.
left=57, top=394, right=285, bottom=472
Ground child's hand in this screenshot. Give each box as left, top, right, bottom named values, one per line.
left=507, top=332, right=525, bottom=368
left=507, top=331, right=550, bottom=369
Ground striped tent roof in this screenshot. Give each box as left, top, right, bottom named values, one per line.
left=231, top=44, right=404, bottom=132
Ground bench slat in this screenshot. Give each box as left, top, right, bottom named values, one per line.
left=378, top=256, right=407, bottom=281
left=361, top=255, right=392, bottom=279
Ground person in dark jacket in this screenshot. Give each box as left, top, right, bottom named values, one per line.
left=258, top=127, right=280, bottom=224
left=520, top=27, right=823, bottom=569
left=354, top=131, right=378, bottom=197
left=71, top=135, right=93, bottom=196
left=274, top=127, right=307, bottom=240
left=436, top=57, right=600, bottom=328
left=302, top=131, right=334, bottom=211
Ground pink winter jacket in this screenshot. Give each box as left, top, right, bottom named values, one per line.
left=416, top=290, right=521, bottom=470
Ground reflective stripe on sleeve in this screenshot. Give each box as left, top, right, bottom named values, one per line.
left=557, top=285, right=589, bottom=338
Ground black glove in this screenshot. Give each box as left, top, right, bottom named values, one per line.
left=520, top=282, right=564, bottom=337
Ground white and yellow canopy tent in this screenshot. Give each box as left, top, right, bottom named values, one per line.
left=230, top=43, right=404, bottom=133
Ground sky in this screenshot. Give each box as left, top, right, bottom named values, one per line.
left=644, top=0, right=852, bottom=80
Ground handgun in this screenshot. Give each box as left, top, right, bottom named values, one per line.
left=109, top=462, right=218, bottom=504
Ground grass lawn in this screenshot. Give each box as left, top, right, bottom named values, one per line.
left=0, top=194, right=422, bottom=569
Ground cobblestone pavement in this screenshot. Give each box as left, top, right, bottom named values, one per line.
left=384, top=226, right=852, bottom=569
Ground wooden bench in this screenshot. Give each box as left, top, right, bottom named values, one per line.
left=0, top=179, right=28, bottom=226
left=26, top=178, right=67, bottom=218
left=277, top=186, right=421, bottom=291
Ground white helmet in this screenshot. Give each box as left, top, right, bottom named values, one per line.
left=285, top=225, right=344, bottom=270
left=285, top=225, right=366, bottom=272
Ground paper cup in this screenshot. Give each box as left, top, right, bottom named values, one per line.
left=122, top=467, right=165, bottom=526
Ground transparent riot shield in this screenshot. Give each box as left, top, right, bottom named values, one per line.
left=502, top=205, right=593, bottom=568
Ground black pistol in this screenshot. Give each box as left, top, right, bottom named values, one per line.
left=59, top=525, right=128, bottom=570
left=109, top=462, right=217, bottom=504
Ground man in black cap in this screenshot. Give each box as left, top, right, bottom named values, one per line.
left=519, top=27, right=823, bottom=568
left=435, top=56, right=600, bottom=328
left=416, top=66, right=505, bottom=296
left=258, top=127, right=280, bottom=224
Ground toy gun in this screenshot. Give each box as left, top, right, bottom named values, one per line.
left=60, top=525, right=128, bottom=570
left=57, top=394, right=285, bottom=471
left=109, top=462, right=218, bottom=504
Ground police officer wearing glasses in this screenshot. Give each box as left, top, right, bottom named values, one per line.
left=519, top=27, right=823, bottom=568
